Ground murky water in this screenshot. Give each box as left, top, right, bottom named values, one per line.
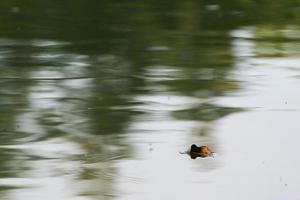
left=1, top=1, right=300, bottom=200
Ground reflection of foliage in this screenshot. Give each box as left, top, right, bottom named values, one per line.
left=0, top=147, right=28, bottom=178
left=0, top=131, right=33, bottom=145
left=86, top=55, right=144, bottom=135
left=252, top=26, right=300, bottom=57
left=161, top=79, right=240, bottom=97
left=1, top=0, right=300, bottom=42
left=88, top=104, right=142, bottom=135
left=173, top=103, right=243, bottom=121
left=0, top=0, right=297, bottom=198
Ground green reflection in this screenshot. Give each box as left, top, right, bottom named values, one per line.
left=173, top=103, right=243, bottom=121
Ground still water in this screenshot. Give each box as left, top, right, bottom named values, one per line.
left=1, top=1, right=300, bottom=200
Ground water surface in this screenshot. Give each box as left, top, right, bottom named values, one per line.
left=1, top=1, right=300, bottom=200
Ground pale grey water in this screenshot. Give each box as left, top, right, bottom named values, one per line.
left=114, top=28, right=300, bottom=200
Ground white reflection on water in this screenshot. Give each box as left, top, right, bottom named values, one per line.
left=31, top=39, right=70, bottom=47
left=114, top=28, right=300, bottom=200
left=115, top=65, right=220, bottom=200
left=0, top=39, right=93, bottom=200
left=216, top=28, right=300, bottom=200
left=1, top=28, right=300, bottom=200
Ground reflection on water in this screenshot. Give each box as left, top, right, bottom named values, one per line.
left=1, top=1, right=300, bottom=200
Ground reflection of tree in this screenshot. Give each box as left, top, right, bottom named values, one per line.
left=0, top=38, right=140, bottom=199
left=0, top=41, right=39, bottom=194
left=173, top=103, right=243, bottom=122
left=86, top=55, right=142, bottom=135
left=1, top=0, right=298, bottom=198
left=0, top=0, right=241, bottom=198
left=2, top=0, right=299, bottom=41
left=150, top=0, right=242, bottom=144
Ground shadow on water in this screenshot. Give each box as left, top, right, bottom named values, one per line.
left=1, top=0, right=300, bottom=200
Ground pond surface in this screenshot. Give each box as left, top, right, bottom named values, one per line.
left=1, top=1, right=300, bottom=200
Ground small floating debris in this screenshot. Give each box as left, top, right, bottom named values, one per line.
left=180, top=144, right=214, bottom=159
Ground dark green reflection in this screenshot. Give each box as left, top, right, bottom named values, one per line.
left=173, top=103, right=243, bottom=121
